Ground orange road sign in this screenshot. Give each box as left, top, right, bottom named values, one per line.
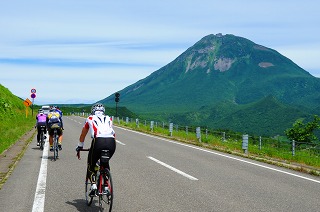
left=23, top=98, right=32, bottom=107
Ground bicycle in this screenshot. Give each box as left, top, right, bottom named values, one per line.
left=39, top=125, right=46, bottom=150
left=77, top=149, right=113, bottom=212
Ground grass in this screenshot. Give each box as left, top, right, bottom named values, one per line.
left=0, top=109, right=35, bottom=155
left=116, top=119, right=320, bottom=176
left=0, top=83, right=35, bottom=155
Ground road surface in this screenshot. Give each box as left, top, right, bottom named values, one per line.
left=0, top=115, right=319, bottom=211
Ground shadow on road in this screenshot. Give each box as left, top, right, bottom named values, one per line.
left=66, top=199, right=100, bottom=212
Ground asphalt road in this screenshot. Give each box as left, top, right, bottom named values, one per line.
left=0, top=115, right=319, bottom=212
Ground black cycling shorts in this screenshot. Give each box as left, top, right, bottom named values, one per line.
left=87, top=137, right=116, bottom=182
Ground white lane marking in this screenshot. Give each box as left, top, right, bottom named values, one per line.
left=148, top=156, right=198, bottom=181
left=117, top=126, right=320, bottom=184
left=116, top=140, right=126, bottom=145
left=32, top=139, right=49, bottom=212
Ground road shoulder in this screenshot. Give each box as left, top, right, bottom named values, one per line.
left=0, top=128, right=36, bottom=189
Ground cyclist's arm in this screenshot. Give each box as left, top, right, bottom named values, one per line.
left=78, top=126, right=89, bottom=146
left=59, top=116, right=63, bottom=129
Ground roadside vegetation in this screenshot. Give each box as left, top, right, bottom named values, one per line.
left=114, top=117, right=320, bottom=176
left=0, top=85, right=35, bottom=155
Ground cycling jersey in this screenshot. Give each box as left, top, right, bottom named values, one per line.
left=36, top=113, right=47, bottom=123
left=84, top=114, right=115, bottom=138
left=47, top=111, right=63, bottom=135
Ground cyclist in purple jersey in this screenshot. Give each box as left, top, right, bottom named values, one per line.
left=35, top=109, right=47, bottom=146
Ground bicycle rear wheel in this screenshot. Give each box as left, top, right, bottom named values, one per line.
left=99, top=169, right=113, bottom=212
left=40, top=132, right=44, bottom=150
left=53, top=134, right=58, bottom=160
left=85, top=178, right=93, bottom=206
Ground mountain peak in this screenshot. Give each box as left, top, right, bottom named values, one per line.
left=183, top=33, right=283, bottom=74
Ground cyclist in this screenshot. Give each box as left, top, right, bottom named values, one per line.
left=76, top=103, right=116, bottom=196
left=47, top=106, right=63, bottom=151
left=35, top=109, right=47, bottom=146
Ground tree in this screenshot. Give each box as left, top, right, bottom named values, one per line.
left=285, top=115, right=320, bottom=145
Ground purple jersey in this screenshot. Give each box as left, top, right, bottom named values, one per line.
left=36, top=113, right=47, bottom=123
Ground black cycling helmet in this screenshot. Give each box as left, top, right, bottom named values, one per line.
left=91, top=103, right=105, bottom=114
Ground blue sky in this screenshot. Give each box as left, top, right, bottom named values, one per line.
left=1, top=0, right=319, bottom=105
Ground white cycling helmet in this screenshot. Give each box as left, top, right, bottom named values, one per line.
left=91, top=103, right=105, bottom=115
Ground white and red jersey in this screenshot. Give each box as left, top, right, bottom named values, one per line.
left=84, top=113, right=115, bottom=138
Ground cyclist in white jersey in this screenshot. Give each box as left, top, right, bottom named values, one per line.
left=76, top=103, right=116, bottom=196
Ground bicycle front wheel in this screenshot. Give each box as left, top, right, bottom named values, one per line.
left=85, top=178, right=93, bottom=206
left=99, top=169, right=113, bottom=212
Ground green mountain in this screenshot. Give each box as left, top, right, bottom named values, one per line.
left=101, top=34, right=320, bottom=136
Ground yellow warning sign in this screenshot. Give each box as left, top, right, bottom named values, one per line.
left=23, top=98, right=32, bottom=107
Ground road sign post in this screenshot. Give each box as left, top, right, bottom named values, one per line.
left=30, top=93, right=36, bottom=116
left=23, top=98, right=32, bottom=118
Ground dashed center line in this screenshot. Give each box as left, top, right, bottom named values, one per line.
left=148, top=156, right=198, bottom=181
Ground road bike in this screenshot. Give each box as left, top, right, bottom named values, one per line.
left=39, top=125, right=46, bottom=150
left=77, top=149, right=113, bottom=212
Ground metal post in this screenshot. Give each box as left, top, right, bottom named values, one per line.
left=116, top=102, right=118, bottom=117
left=292, top=140, right=295, bottom=156
left=169, top=123, right=173, bottom=136
left=259, top=136, right=262, bottom=150
left=196, top=127, right=201, bottom=142
left=32, top=98, right=34, bottom=116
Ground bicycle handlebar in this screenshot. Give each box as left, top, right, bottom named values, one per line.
left=76, top=148, right=90, bottom=160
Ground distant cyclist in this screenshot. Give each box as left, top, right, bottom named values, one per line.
left=35, top=109, right=47, bottom=146
left=47, top=107, right=63, bottom=151
left=76, top=103, right=116, bottom=196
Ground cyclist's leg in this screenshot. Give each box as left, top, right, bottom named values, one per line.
left=48, top=128, right=54, bottom=150
left=87, top=138, right=100, bottom=184
left=44, top=126, right=47, bottom=139
left=100, top=138, right=116, bottom=170
left=57, top=128, right=63, bottom=150
left=36, top=126, right=41, bottom=145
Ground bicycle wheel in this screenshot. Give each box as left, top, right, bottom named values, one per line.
left=55, top=134, right=59, bottom=158
left=53, top=133, right=58, bottom=160
left=99, top=169, right=113, bottom=212
left=40, top=131, right=44, bottom=150
left=85, top=178, right=93, bottom=206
